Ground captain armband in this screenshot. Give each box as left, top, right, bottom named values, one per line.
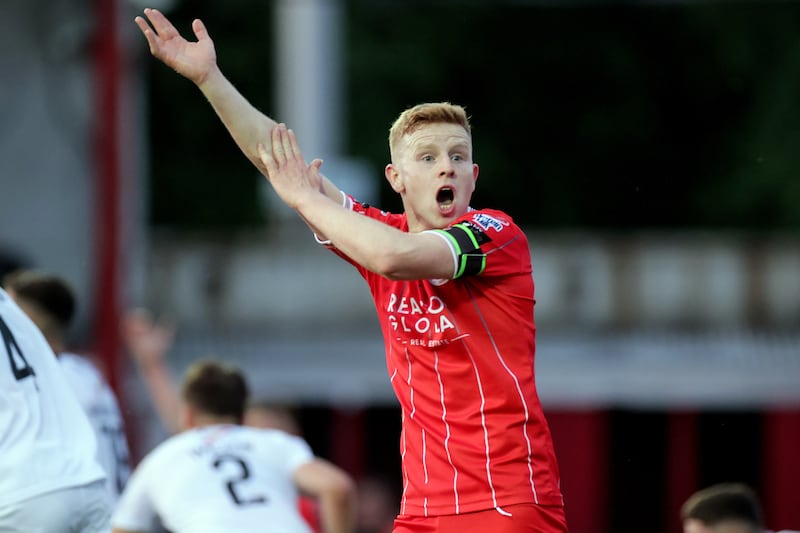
left=432, top=223, right=488, bottom=279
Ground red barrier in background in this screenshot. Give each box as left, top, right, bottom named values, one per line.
left=92, top=0, right=122, bottom=396
left=547, top=409, right=610, bottom=533
left=665, top=411, right=699, bottom=531
left=763, top=409, right=800, bottom=530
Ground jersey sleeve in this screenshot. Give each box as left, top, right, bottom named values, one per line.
left=426, top=209, right=530, bottom=280
left=315, top=193, right=406, bottom=273
left=112, top=454, right=158, bottom=531
left=269, top=431, right=315, bottom=476
left=57, top=354, right=96, bottom=411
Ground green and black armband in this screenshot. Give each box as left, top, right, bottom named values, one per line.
left=433, top=222, right=490, bottom=279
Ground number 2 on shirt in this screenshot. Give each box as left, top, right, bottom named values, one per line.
left=212, top=454, right=268, bottom=506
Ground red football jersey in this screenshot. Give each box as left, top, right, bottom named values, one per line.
left=327, top=198, right=564, bottom=517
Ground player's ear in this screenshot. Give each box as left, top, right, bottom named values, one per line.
left=385, top=164, right=403, bottom=193
left=178, top=401, right=194, bottom=430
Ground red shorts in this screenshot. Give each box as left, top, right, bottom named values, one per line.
left=392, top=503, right=568, bottom=533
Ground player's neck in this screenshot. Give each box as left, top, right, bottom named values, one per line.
left=191, top=413, right=241, bottom=428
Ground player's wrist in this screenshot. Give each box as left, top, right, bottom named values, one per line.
left=137, top=356, right=166, bottom=373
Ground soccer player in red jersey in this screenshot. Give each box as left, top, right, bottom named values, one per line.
left=135, top=8, right=567, bottom=532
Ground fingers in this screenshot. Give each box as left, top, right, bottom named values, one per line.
left=192, top=18, right=209, bottom=41
left=143, top=8, right=177, bottom=39
left=134, top=15, right=159, bottom=51
left=258, top=143, right=276, bottom=176
left=282, top=126, right=297, bottom=161
left=122, top=307, right=154, bottom=332
left=270, top=124, right=286, bottom=165
left=260, top=124, right=306, bottom=173
left=309, top=159, right=324, bottom=173
left=274, top=124, right=304, bottom=161
left=133, top=16, right=151, bottom=36
left=135, top=9, right=176, bottom=55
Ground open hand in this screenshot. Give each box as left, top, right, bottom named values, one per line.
left=134, top=8, right=218, bottom=86
left=258, top=124, right=324, bottom=210
left=120, top=308, right=176, bottom=370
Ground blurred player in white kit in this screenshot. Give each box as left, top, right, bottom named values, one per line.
left=4, top=269, right=132, bottom=501
left=0, top=286, right=111, bottom=531
left=112, top=359, right=356, bottom=533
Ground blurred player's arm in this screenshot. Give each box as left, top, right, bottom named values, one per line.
left=121, top=309, right=181, bottom=434
left=294, top=458, right=357, bottom=533
left=112, top=459, right=157, bottom=533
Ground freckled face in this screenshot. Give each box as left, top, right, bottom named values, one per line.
left=386, top=123, right=479, bottom=232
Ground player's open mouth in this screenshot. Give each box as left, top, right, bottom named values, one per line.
left=437, top=187, right=455, bottom=212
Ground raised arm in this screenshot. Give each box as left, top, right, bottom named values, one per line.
left=134, top=8, right=342, bottom=204
left=120, top=308, right=181, bottom=434
left=259, top=125, right=456, bottom=281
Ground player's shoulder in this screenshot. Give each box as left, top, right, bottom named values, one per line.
left=348, top=195, right=406, bottom=227
left=142, top=429, right=199, bottom=464
left=0, top=290, right=49, bottom=350
left=243, top=426, right=309, bottom=448
left=461, top=207, right=516, bottom=227
left=454, top=208, right=525, bottom=241
left=58, top=352, right=100, bottom=375
left=58, top=352, right=107, bottom=386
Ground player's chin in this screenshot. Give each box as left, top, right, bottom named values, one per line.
left=436, top=202, right=458, bottom=219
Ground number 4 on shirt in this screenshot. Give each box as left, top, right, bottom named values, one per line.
left=0, top=315, right=36, bottom=381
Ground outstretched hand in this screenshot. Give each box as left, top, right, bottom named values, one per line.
left=120, top=308, right=176, bottom=371
left=258, top=124, right=324, bottom=210
left=134, top=8, right=217, bottom=86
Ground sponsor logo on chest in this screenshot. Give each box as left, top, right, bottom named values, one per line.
left=386, top=293, right=455, bottom=343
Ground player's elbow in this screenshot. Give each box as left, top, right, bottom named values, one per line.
left=370, top=244, right=418, bottom=280
left=299, top=459, right=357, bottom=504
left=318, top=473, right=358, bottom=531
left=372, top=256, right=407, bottom=280
left=323, top=470, right=357, bottom=502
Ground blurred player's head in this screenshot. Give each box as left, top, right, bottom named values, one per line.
left=681, top=483, right=763, bottom=533
left=244, top=401, right=302, bottom=435
left=2, top=270, right=76, bottom=352
left=180, top=359, right=249, bottom=429
left=0, top=248, right=29, bottom=281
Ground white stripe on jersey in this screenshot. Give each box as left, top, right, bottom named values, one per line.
left=405, top=347, right=416, bottom=420
left=462, top=340, right=500, bottom=510
left=400, top=410, right=408, bottom=515
left=434, top=349, right=459, bottom=514
left=467, top=288, right=540, bottom=503
left=421, top=428, right=428, bottom=485
left=421, top=427, right=428, bottom=516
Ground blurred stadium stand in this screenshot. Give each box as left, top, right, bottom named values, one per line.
left=135, top=227, right=800, bottom=408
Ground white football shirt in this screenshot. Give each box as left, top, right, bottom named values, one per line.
left=113, top=424, right=316, bottom=533
left=59, top=352, right=131, bottom=501
left=0, top=288, right=106, bottom=505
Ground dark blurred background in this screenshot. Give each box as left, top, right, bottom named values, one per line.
left=147, top=0, right=800, bottom=232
